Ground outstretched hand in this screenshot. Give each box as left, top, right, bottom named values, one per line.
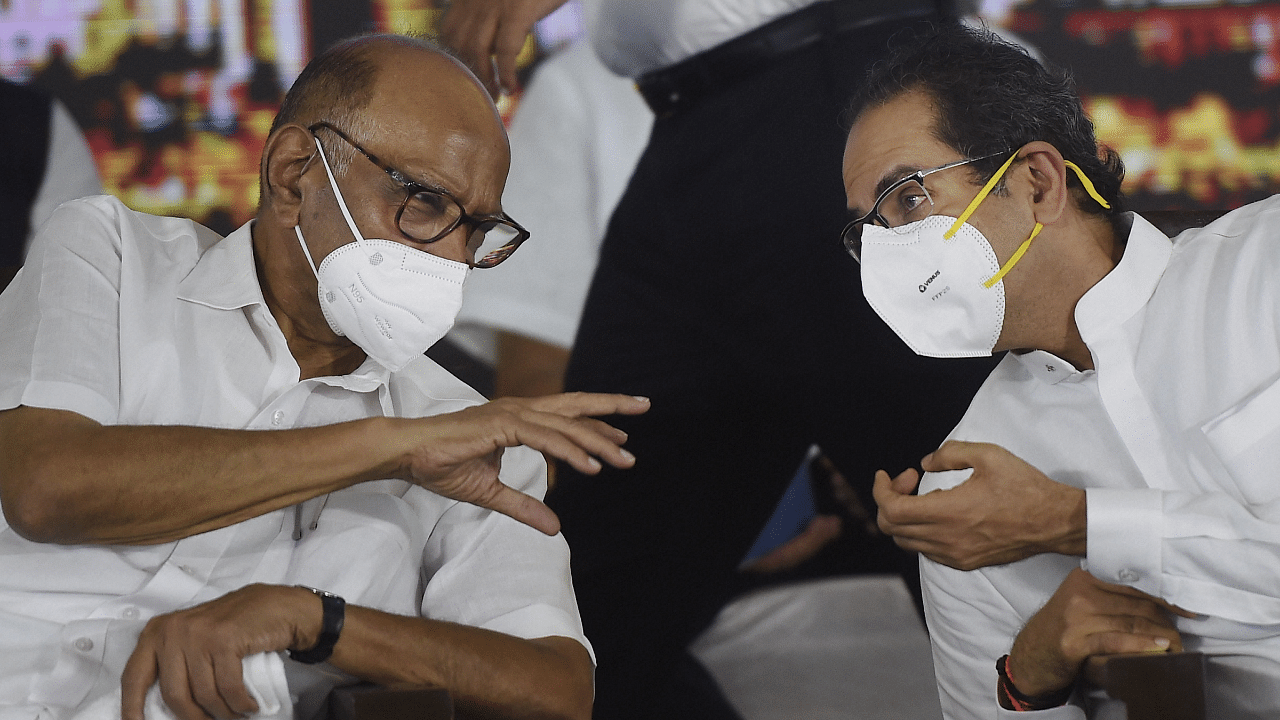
left=1007, top=568, right=1195, bottom=697
left=873, top=441, right=1087, bottom=570
left=398, top=392, right=649, bottom=535
left=438, top=0, right=571, bottom=97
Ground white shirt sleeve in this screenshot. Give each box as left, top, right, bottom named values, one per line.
left=0, top=196, right=123, bottom=423
left=414, top=444, right=593, bottom=660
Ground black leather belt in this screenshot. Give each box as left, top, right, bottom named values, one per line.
left=637, top=0, right=944, bottom=118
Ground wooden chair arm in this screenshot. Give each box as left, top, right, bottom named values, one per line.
left=326, top=683, right=454, bottom=720
left=1083, top=651, right=1206, bottom=720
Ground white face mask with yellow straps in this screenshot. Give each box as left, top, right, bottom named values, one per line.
left=858, top=153, right=1111, bottom=358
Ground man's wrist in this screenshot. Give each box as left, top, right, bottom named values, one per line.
left=1049, top=486, right=1088, bottom=556
left=997, top=654, right=1073, bottom=711
left=289, top=586, right=345, bottom=664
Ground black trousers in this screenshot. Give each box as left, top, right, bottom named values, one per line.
left=548, top=14, right=997, bottom=719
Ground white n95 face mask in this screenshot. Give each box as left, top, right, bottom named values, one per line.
left=857, top=154, right=1107, bottom=358
left=295, top=138, right=470, bottom=372
left=859, top=215, right=1008, bottom=358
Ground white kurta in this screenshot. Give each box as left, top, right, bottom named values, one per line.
left=920, top=204, right=1280, bottom=719
left=0, top=196, right=590, bottom=719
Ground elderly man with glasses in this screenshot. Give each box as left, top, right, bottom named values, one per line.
left=843, top=23, right=1280, bottom=719
left=0, top=34, right=646, bottom=720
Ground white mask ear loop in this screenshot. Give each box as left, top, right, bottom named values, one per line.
left=311, top=136, right=369, bottom=251
left=294, top=225, right=322, bottom=281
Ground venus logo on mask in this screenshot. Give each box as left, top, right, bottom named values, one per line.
left=919, top=270, right=942, bottom=293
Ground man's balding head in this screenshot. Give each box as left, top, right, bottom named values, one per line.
left=266, top=34, right=503, bottom=177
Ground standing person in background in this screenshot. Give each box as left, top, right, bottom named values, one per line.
left=447, top=39, right=652, bottom=399
left=442, top=3, right=997, bottom=718
left=0, top=78, right=103, bottom=287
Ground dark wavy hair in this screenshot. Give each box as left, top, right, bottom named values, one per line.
left=847, top=22, right=1126, bottom=224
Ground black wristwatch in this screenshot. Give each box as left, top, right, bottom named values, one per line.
left=289, top=586, right=346, bottom=664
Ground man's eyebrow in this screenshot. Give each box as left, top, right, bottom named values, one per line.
left=873, top=164, right=923, bottom=200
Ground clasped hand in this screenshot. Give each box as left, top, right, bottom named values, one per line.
left=397, top=392, right=649, bottom=536
left=873, top=441, right=1086, bottom=570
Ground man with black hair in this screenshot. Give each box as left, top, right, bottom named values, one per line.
left=0, top=34, right=647, bottom=720
left=843, top=23, right=1280, bottom=719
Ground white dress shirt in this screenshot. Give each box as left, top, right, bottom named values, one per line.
left=587, top=0, right=820, bottom=77
left=918, top=203, right=1280, bottom=719
left=450, top=42, right=652, bottom=362
left=0, top=195, right=590, bottom=719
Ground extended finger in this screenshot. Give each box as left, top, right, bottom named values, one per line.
left=121, top=634, right=160, bottom=720
left=492, top=20, right=527, bottom=95
left=1081, top=629, right=1178, bottom=659
left=213, top=652, right=259, bottom=718
left=479, top=481, right=561, bottom=536
left=921, top=440, right=990, bottom=473
left=187, top=652, right=240, bottom=720
left=514, top=410, right=638, bottom=470
left=890, top=466, right=921, bottom=495
left=438, top=3, right=501, bottom=96
left=157, top=651, right=212, bottom=720
left=527, top=392, right=651, bottom=419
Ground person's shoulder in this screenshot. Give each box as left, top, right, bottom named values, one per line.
left=1161, top=196, right=1280, bottom=276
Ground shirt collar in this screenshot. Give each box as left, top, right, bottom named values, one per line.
left=177, top=220, right=264, bottom=310
left=1013, top=212, right=1171, bottom=385
left=175, top=221, right=395, bottom=392
left=312, top=356, right=393, bottom=393
left=1074, top=212, right=1173, bottom=343
left=1013, top=348, right=1093, bottom=384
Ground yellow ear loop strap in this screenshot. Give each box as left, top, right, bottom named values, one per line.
left=944, top=152, right=1019, bottom=240
left=983, top=222, right=1041, bottom=288
left=1063, top=160, right=1112, bottom=209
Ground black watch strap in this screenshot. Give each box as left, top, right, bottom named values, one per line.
left=289, top=586, right=345, bottom=664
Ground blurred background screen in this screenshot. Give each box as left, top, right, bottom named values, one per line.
left=1, top=0, right=1277, bottom=233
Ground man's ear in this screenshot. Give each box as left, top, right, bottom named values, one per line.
left=261, top=125, right=318, bottom=226
left=1018, top=141, right=1069, bottom=227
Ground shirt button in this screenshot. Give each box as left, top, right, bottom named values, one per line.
left=271, top=410, right=285, bottom=426
left=122, top=607, right=140, bottom=620
left=74, top=637, right=94, bottom=652
left=1119, top=569, right=1140, bottom=583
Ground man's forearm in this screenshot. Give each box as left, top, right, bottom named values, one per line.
left=0, top=406, right=403, bottom=545
left=332, top=605, right=593, bottom=720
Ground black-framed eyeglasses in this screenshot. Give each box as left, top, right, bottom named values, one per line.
left=309, top=121, right=529, bottom=268
left=841, top=150, right=1010, bottom=262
